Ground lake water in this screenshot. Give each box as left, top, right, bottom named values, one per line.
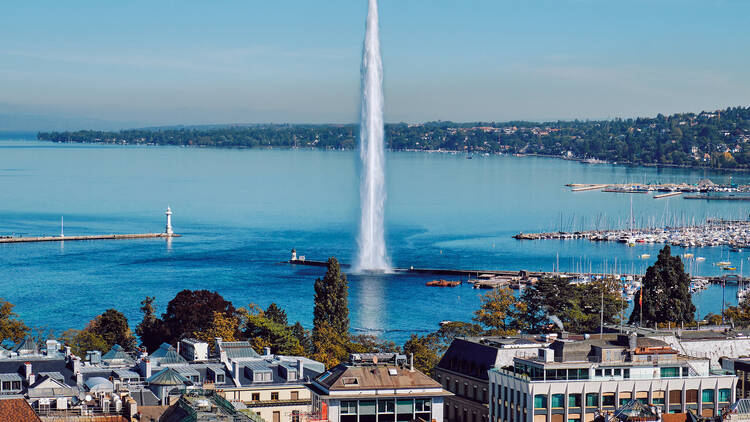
left=0, top=135, right=748, bottom=344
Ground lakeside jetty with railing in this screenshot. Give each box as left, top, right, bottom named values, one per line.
left=566, top=178, right=750, bottom=199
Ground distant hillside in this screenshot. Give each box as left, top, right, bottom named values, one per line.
left=37, top=106, right=750, bottom=169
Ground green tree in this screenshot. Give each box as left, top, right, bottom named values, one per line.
left=349, top=334, right=400, bottom=354
left=629, top=245, right=695, bottom=326
left=89, top=309, right=136, bottom=351
left=136, top=296, right=168, bottom=353
left=313, top=258, right=350, bottom=340
left=403, top=334, right=439, bottom=374
left=162, top=290, right=235, bottom=344
left=290, top=322, right=313, bottom=355
left=239, top=305, right=304, bottom=356
left=265, top=303, right=288, bottom=326
left=473, top=287, right=524, bottom=336
left=59, top=329, right=109, bottom=357
left=0, top=299, right=30, bottom=346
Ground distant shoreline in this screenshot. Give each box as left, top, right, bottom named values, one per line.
left=18, top=136, right=750, bottom=175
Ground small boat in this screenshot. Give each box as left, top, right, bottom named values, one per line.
left=723, top=266, right=737, bottom=271
left=696, top=257, right=706, bottom=262
left=426, top=279, right=461, bottom=287
left=683, top=253, right=694, bottom=258
left=731, top=247, right=742, bottom=253
left=640, top=254, right=651, bottom=259
left=717, top=261, right=731, bottom=266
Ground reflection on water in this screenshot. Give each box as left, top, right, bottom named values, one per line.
left=352, top=273, right=386, bottom=335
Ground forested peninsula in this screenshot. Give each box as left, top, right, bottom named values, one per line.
left=38, top=106, right=750, bottom=169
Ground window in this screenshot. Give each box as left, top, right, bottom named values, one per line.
left=636, top=392, right=648, bottom=404
left=619, top=392, right=632, bottom=406
left=252, top=393, right=260, bottom=401
left=719, top=389, right=731, bottom=403
left=342, top=401, right=358, bottom=422
left=604, top=369, right=612, bottom=376
left=415, top=399, right=431, bottom=412
left=614, top=369, right=621, bottom=376
left=216, top=374, right=225, bottom=383
left=595, top=369, right=602, bottom=377
left=342, top=401, right=358, bottom=414
left=568, top=394, right=581, bottom=408
left=682, top=367, right=689, bottom=377
left=397, top=399, right=413, bottom=422
left=568, top=418, right=580, bottom=422
left=669, top=390, right=682, bottom=404
left=551, top=394, right=565, bottom=409
left=623, top=369, right=630, bottom=379
left=11, top=381, right=21, bottom=391
left=534, top=395, right=547, bottom=409
left=291, top=391, right=299, bottom=400
left=292, top=411, right=300, bottom=422
left=602, top=394, right=615, bottom=407
left=686, top=390, right=699, bottom=404
left=378, top=400, right=395, bottom=413
left=360, top=401, right=376, bottom=422
left=586, top=393, right=598, bottom=407
left=702, top=389, right=715, bottom=404
left=653, top=391, right=665, bottom=405
left=1, top=381, right=10, bottom=391
left=271, top=392, right=279, bottom=401
left=661, top=367, right=679, bottom=378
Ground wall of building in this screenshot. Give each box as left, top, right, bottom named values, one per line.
left=434, top=369, right=489, bottom=422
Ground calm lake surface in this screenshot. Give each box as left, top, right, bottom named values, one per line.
left=1, top=135, right=748, bottom=343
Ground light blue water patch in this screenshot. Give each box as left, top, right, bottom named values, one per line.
left=0, top=136, right=748, bottom=343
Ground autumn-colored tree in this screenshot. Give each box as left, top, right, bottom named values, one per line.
left=162, top=290, right=235, bottom=344
left=136, top=296, right=168, bottom=353
left=403, top=334, right=440, bottom=374
left=239, top=305, right=305, bottom=356
left=311, top=321, right=349, bottom=369
left=473, top=287, right=524, bottom=336
left=349, top=334, right=400, bottom=354
left=89, top=309, right=136, bottom=351
left=59, top=329, right=109, bottom=357
left=0, top=299, right=30, bottom=346
left=195, top=311, right=239, bottom=349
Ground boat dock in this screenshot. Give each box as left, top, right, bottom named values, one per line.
left=570, top=184, right=609, bottom=192
left=0, top=233, right=178, bottom=244
left=653, top=191, right=683, bottom=199
left=684, top=195, right=750, bottom=201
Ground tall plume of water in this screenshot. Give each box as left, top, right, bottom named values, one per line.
left=356, top=0, right=389, bottom=272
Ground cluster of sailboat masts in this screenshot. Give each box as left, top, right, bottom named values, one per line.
left=515, top=218, right=750, bottom=251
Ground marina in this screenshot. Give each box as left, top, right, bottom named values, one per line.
left=0, top=232, right=177, bottom=243
left=513, top=219, right=750, bottom=249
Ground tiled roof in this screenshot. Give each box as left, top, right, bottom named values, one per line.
left=0, top=398, right=42, bottom=422
left=316, top=363, right=443, bottom=391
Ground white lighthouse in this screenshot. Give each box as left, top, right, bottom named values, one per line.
left=165, top=207, right=173, bottom=236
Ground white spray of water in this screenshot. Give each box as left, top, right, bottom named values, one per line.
left=356, top=0, right=390, bottom=272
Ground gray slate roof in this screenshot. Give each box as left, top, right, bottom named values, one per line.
left=147, top=367, right=189, bottom=386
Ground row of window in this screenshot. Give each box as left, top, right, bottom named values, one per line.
left=532, top=389, right=732, bottom=409
left=0, top=381, right=22, bottom=392
left=437, top=374, right=488, bottom=403
left=515, top=365, right=694, bottom=382
left=340, top=399, right=432, bottom=422
left=249, top=391, right=299, bottom=401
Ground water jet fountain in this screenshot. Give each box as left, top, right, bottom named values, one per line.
left=356, top=0, right=390, bottom=273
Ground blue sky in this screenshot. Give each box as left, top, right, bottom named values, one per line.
left=1, top=0, right=749, bottom=129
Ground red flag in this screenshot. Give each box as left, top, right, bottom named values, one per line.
left=639, top=288, right=643, bottom=306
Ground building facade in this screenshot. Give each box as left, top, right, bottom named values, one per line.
left=488, top=334, right=737, bottom=422
left=309, top=353, right=452, bottom=422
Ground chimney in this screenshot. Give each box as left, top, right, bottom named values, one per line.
left=232, top=361, right=241, bottom=382
left=46, top=340, right=59, bottom=356
left=64, top=346, right=71, bottom=357
left=410, top=353, right=415, bottom=372
left=24, top=362, right=32, bottom=382
left=176, top=341, right=180, bottom=356
left=72, top=357, right=81, bottom=375
left=298, top=359, right=305, bottom=379
left=264, top=347, right=272, bottom=357
left=75, top=372, right=83, bottom=387
left=141, top=358, right=152, bottom=379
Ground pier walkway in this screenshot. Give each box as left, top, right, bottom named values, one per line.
left=0, top=233, right=179, bottom=244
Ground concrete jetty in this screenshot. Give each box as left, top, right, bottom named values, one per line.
left=0, top=233, right=178, bottom=244
left=0, top=207, right=180, bottom=244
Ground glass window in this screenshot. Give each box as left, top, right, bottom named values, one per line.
left=719, top=389, right=732, bottom=403
left=579, top=369, right=589, bottom=380
left=669, top=390, right=682, bottom=404
left=568, top=418, right=580, bottom=422
left=534, top=395, right=548, bottom=409
left=604, top=369, right=612, bottom=376
left=586, top=393, right=598, bottom=407
left=660, top=367, right=679, bottom=378
left=271, top=392, right=279, bottom=401
left=415, top=399, right=431, bottom=412
left=702, top=389, right=715, bottom=403
left=623, top=369, right=630, bottom=379
left=682, top=367, right=689, bottom=377
left=341, top=401, right=358, bottom=415
left=11, top=381, right=21, bottom=391
left=602, top=394, right=615, bottom=407
left=546, top=369, right=556, bottom=381
left=653, top=391, right=665, bottom=405
left=686, top=390, right=698, bottom=404
left=569, top=394, right=581, bottom=408
left=619, top=392, right=632, bottom=407
left=378, top=400, right=395, bottom=413
left=595, top=369, right=602, bottom=377
left=614, top=369, right=621, bottom=376
left=360, top=401, right=376, bottom=415
left=1, top=381, right=10, bottom=391
left=252, top=393, right=260, bottom=401
left=396, top=399, right=413, bottom=422
left=551, top=394, right=565, bottom=408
